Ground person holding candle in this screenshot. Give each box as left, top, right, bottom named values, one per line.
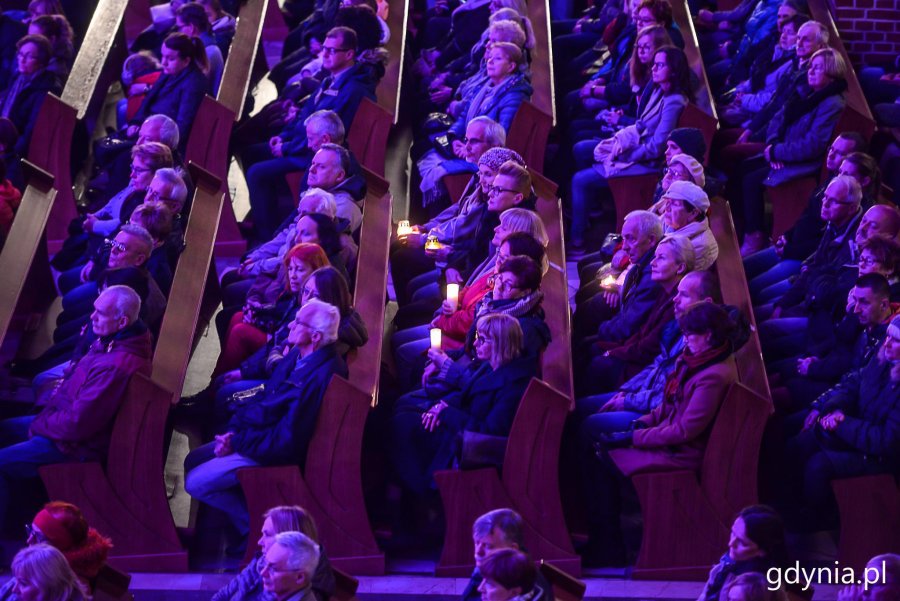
left=389, top=314, right=536, bottom=497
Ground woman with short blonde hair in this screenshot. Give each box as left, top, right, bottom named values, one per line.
left=476, top=313, right=524, bottom=367
left=11, top=544, right=88, bottom=601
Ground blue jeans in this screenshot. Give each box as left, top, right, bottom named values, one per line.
left=581, top=410, right=645, bottom=443
left=759, top=317, right=808, bottom=361
left=747, top=253, right=800, bottom=301
left=569, top=165, right=609, bottom=243
left=184, top=441, right=259, bottom=539
left=0, top=416, right=67, bottom=521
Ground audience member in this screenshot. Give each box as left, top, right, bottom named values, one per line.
left=8, top=544, right=88, bottom=601
left=260, top=532, right=321, bottom=601
left=837, top=554, right=900, bottom=601
left=175, top=1, right=224, bottom=94
left=658, top=180, right=717, bottom=270
left=478, top=548, right=545, bottom=600
left=27, top=13, right=73, bottom=82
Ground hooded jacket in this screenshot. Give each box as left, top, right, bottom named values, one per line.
left=131, top=63, right=208, bottom=145
left=30, top=322, right=153, bottom=461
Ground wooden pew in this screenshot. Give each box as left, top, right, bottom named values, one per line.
left=0, top=162, right=57, bottom=359
left=347, top=98, right=394, bottom=177
left=30, top=0, right=132, bottom=252
left=217, top=0, right=267, bottom=120
left=123, top=0, right=152, bottom=48
left=441, top=172, right=474, bottom=204
left=151, top=163, right=225, bottom=397
left=540, top=561, right=586, bottom=601
left=333, top=568, right=361, bottom=601
left=832, top=475, right=900, bottom=572
left=261, top=0, right=290, bottom=69
left=376, top=0, right=408, bottom=119
left=434, top=378, right=581, bottom=577
left=526, top=0, right=555, bottom=121
left=507, top=101, right=553, bottom=174
left=40, top=373, right=188, bottom=572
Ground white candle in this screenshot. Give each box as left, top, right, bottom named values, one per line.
left=397, top=220, right=412, bottom=237
left=446, top=283, right=459, bottom=311
left=601, top=274, right=617, bottom=289
left=430, top=328, right=442, bottom=349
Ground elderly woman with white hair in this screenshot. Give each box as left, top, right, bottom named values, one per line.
left=9, top=544, right=88, bottom=601
left=184, top=299, right=348, bottom=548
left=657, top=180, right=718, bottom=270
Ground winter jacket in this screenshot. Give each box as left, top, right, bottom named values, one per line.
left=698, top=554, right=780, bottom=601
left=1, top=69, right=63, bottom=156
left=596, top=247, right=664, bottom=343
left=603, top=285, right=676, bottom=374
left=29, top=322, right=153, bottom=460
left=131, top=63, right=208, bottom=145
left=281, top=62, right=378, bottom=156
left=461, top=566, right=553, bottom=601
left=668, top=218, right=718, bottom=271
left=449, top=73, right=533, bottom=137
left=212, top=550, right=336, bottom=601
left=228, top=343, right=348, bottom=466
left=805, top=316, right=889, bottom=383
left=780, top=180, right=829, bottom=261
left=618, top=319, right=683, bottom=413
left=0, top=177, right=22, bottom=236
left=610, top=353, right=738, bottom=476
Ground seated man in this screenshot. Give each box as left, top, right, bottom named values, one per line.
left=783, top=316, right=900, bottom=532
left=0, top=286, right=151, bottom=522
left=128, top=202, right=177, bottom=296
left=306, top=143, right=365, bottom=233
left=261, top=532, right=321, bottom=601
left=461, top=509, right=553, bottom=601
left=184, top=299, right=348, bottom=543
left=573, top=210, right=665, bottom=343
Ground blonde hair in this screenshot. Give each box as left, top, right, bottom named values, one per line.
left=132, top=141, right=174, bottom=171
left=497, top=160, right=532, bottom=194
left=12, top=544, right=88, bottom=601
left=809, top=47, right=847, bottom=80
left=657, top=234, right=696, bottom=273
left=500, top=208, right=548, bottom=247
left=489, top=20, right=527, bottom=49
left=490, top=41, right=524, bottom=68
left=263, top=505, right=320, bottom=542
left=476, top=313, right=524, bottom=366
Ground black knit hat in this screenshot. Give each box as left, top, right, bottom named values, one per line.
left=667, top=128, right=707, bottom=163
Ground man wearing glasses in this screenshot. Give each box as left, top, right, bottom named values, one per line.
left=261, top=532, right=321, bottom=601
left=184, top=299, right=348, bottom=549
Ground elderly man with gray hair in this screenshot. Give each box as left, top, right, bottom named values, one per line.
left=185, top=299, right=349, bottom=546
left=0, top=285, right=151, bottom=523
left=261, top=531, right=322, bottom=601
left=461, top=508, right=553, bottom=601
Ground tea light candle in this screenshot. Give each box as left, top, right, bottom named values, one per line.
left=430, top=328, right=442, bottom=349
left=397, top=220, right=412, bottom=237
left=425, top=235, right=441, bottom=250
left=446, top=283, right=459, bottom=311
left=601, top=274, right=617, bottom=289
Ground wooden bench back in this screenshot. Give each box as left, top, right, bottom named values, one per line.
left=0, top=162, right=57, bottom=353
left=539, top=561, right=586, bottom=601
left=527, top=0, right=555, bottom=121
left=217, top=0, right=267, bottom=119
left=347, top=97, right=394, bottom=177
left=348, top=170, right=392, bottom=403
left=151, top=163, right=224, bottom=397
left=123, top=0, right=152, bottom=47
left=261, top=0, right=290, bottom=68
left=376, top=0, right=407, bottom=118
left=507, top=101, right=553, bottom=174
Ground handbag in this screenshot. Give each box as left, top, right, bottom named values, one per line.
left=458, top=430, right=508, bottom=470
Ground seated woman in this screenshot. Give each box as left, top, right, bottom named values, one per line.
left=0, top=34, right=62, bottom=157
left=580, top=302, right=739, bottom=561
left=196, top=0, right=237, bottom=58
left=175, top=2, right=224, bottom=95
left=212, top=505, right=336, bottom=601
left=579, top=234, right=695, bottom=396
left=8, top=544, right=88, bottom=601
left=657, top=180, right=717, bottom=270
left=478, top=548, right=547, bottom=600
left=568, top=45, right=692, bottom=249
left=390, top=313, right=536, bottom=496
left=736, top=47, right=848, bottom=255
left=116, top=52, right=162, bottom=129
left=128, top=32, right=209, bottom=146
left=699, top=505, right=790, bottom=601
left=27, top=14, right=73, bottom=83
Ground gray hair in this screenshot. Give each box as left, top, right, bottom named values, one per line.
left=299, top=188, right=337, bottom=219
left=144, top=114, right=180, bottom=149
left=828, top=174, right=863, bottom=207
left=305, top=110, right=346, bottom=144
left=798, top=20, right=829, bottom=46
left=12, top=544, right=87, bottom=601
left=469, top=116, right=507, bottom=147
left=472, top=508, right=525, bottom=548
left=624, top=210, right=664, bottom=243
left=867, top=554, right=900, bottom=585
left=299, top=299, right=340, bottom=345
left=153, top=167, right=188, bottom=204
left=318, top=143, right=351, bottom=175
left=119, top=224, right=154, bottom=256
left=98, top=285, right=142, bottom=323
left=273, top=531, right=321, bottom=580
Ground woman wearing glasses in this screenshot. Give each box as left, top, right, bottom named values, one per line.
left=390, top=313, right=536, bottom=497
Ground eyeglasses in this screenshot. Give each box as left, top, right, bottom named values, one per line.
left=301, top=286, right=319, bottom=299
left=494, top=276, right=519, bottom=291
left=105, top=239, right=128, bottom=253
left=322, top=46, right=351, bottom=55
left=473, top=330, right=489, bottom=345
left=25, top=524, right=47, bottom=543
left=259, top=560, right=302, bottom=574
left=822, top=195, right=856, bottom=207
left=131, top=164, right=153, bottom=173
left=651, top=61, right=668, bottom=70
left=488, top=185, right=518, bottom=195
left=858, top=255, right=881, bottom=266
left=635, top=43, right=653, bottom=51
left=146, top=188, right=176, bottom=203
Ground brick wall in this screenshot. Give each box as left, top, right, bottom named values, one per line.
left=833, top=0, right=900, bottom=66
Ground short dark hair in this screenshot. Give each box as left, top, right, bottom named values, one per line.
left=16, top=34, right=52, bottom=66
left=737, top=505, right=789, bottom=567
left=176, top=2, right=212, bottom=32
left=685, top=270, right=723, bottom=304
left=302, top=212, right=342, bottom=257
left=480, top=548, right=536, bottom=593
left=856, top=272, right=891, bottom=299
left=499, top=255, right=542, bottom=292
left=319, top=143, right=351, bottom=174
left=677, top=302, right=736, bottom=349
left=502, top=232, right=545, bottom=267
left=327, top=26, right=358, bottom=52
left=843, top=151, right=881, bottom=198
left=837, top=131, right=868, bottom=154
left=861, top=236, right=900, bottom=276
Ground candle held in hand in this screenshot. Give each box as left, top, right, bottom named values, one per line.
left=446, top=283, right=459, bottom=311
left=430, top=328, right=442, bottom=349
left=397, top=220, right=412, bottom=237
left=425, top=235, right=442, bottom=250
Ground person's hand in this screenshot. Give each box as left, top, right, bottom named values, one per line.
left=718, top=20, right=732, bottom=30
left=603, top=289, right=621, bottom=309
left=602, top=109, right=622, bottom=126
left=697, top=8, right=714, bottom=23
left=440, top=299, right=457, bottom=316
left=579, top=81, right=594, bottom=99
left=820, top=410, right=845, bottom=431
left=445, top=268, right=463, bottom=284
left=770, top=160, right=785, bottom=170
left=237, top=259, right=255, bottom=277
left=126, top=124, right=140, bottom=138
left=802, top=409, right=820, bottom=431
left=451, top=139, right=466, bottom=158
left=796, top=356, right=818, bottom=376
left=422, top=361, right=439, bottom=385
left=429, top=85, right=452, bottom=105
left=599, top=392, right=626, bottom=413
left=427, top=243, right=453, bottom=260
left=214, top=432, right=235, bottom=457
left=403, top=232, right=426, bottom=248
left=421, top=400, right=448, bottom=432
left=222, top=369, right=241, bottom=384
left=737, top=128, right=751, bottom=144
left=733, top=91, right=744, bottom=105
left=573, top=16, right=586, bottom=32
left=427, top=347, right=449, bottom=368
left=79, top=261, right=94, bottom=283
left=880, top=72, right=900, bottom=82
left=771, top=306, right=782, bottom=319
left=774, top=235, right=787, bottom=258
left=593, top=141, right=606, bottom=162
left=83, top=214, right=98, bottom=233
left=837, top=583, right=865, bottom=601
left=594, top=429, right=633, bottom=451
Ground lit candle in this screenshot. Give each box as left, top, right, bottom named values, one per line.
left=601, top=274, right=617, bottom=289
left=425, top=235, right=442, bottom=251
left=397, top=220, right=412, bottom=237
left=430, top=328, right=442, bottom=349
left=446, top=283, right=459, bottom=311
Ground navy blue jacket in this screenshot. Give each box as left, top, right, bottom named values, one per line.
left=597, top=247, right=664, bottom=342
left=0, top=15, right=26, bottom=92
left=2, top=69, right=62, bottom=156
left=281, top=62, right=377, bottom=156
left=132, top=64, right=208, bottom=145
left=229, top=342, right=348, bottom=466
